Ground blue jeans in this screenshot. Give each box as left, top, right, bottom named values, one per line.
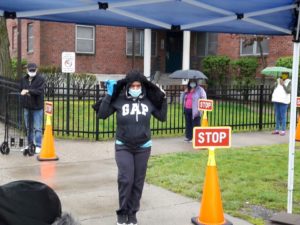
left=274, top=102, right=288, bottom=131
left=184, top=108, right=200, bottom=140
left=24, top=108, right=43, bottom=147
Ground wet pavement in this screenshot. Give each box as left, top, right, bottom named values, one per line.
left=0, top=122, right=289, bottom=225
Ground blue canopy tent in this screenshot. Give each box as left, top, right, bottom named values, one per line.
left=0, top=0, right=299, bottom=217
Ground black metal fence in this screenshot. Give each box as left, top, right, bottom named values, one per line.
left=0, top=76, right=282, bottom=140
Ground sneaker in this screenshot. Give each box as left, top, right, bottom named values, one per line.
left=280, top=131, right=286, bottom=136
left=127, top=214, right=137, bottom=225
left=20, top=146, right=29, bottom=152
left=35, top=147, right=41, bottom=154
left=116, top=214, right=127, bottom=225
left=272, top=130, right=279, bottom=135
left=184, top=138, right=192, bottom=142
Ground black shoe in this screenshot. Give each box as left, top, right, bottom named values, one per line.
left=117, top=214, right=127, bottom=225
left=128, top=214, right=137, bottom=225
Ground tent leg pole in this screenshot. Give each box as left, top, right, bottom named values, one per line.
left=144, top=28, right=151, bottom=79
left=287, top=42, right=300, bottom=214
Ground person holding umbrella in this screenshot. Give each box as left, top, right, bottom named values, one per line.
left=271, top=72, right=291, bottom=136
left=182, top=79, right=207, bottom=142
left=169, top=70, right=208, bottom=142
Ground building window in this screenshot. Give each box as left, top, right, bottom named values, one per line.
left=12, top=26, right=17, bottom=50
left=240, top=38, right=269, bottom=56
left=196, top=32, right=218, bottom=57
left=76, top=25, right=95, bottom=54
left=126, top=29, right=157, bottom=56
left=126, top=29, right=144, bottom=56
left=27, top=23, right=34, bottom=53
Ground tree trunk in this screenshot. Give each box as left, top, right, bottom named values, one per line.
left=0, top=17, right=13, bottom=78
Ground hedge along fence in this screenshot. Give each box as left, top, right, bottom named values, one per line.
left=202, top=55, right=260, bottom=88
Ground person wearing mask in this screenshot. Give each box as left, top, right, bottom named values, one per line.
left=182, top=79, right=207, bottom=142
left=271, top=72, right=291, bottom=136
left=98, top=70, right=167, bottom=225
left=20, top=63, right=45, bottom=154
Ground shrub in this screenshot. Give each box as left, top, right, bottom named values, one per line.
left=275, top=56, right=293, bottom=69
left=71, top=73, right=97, bottom=99
left=202, top=55, right=231, bottom=87
left=231, top=57, right=259, bottom=86
left=11, top=58, right=27, bottom=77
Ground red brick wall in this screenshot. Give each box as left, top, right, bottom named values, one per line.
left=267, top=35, right=293, bottom=65
left=217, top=34, right=240, bottom=59
left=6, top=20, right=294, bottom=75
left=218, top=33, right=293, bottom=65
left=40, top=22, right=144, bottom=74
left=7, top=20, right=145, bottom=74
left=7, top=19, right=41, bottom=65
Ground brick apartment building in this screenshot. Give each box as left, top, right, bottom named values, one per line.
left=6, top=19, right=293, bottom=77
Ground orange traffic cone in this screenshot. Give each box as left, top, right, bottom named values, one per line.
left=201, top=111, right=209, bottom=127
left=191, top=148, right=232, bottom=225
left=296, top=116, right=300, bottom=142
left=37, top=114, right=59, bottom=161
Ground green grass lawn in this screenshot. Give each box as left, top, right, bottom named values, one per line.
left=48, top=99, right=275, bottom=139
left=146, top=144, right=300, bottom=225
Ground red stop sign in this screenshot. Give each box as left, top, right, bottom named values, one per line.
left=193, top=127, right=231, bottom=149
left=297, top=97, right=300, bottom=107
left=198, top=99, right=213, bottom=111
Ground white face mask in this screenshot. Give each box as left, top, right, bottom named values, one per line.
left=27, top=70, right=37, bottom=77
left=189, top=82, right=196, bottom=88
left=129, top=88, right=142, bottom=97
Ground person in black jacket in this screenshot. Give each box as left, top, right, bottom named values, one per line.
left=20, top=63, right=45, bottom=154
left=0, top=180, right=80, bottom=225
left=98, top=70, right=167, bottom=225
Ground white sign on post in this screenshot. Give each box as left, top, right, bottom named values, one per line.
left=62, top=52, right=75, bottom=73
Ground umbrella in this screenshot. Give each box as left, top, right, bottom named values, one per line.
left=169, top=70, right=208, bottom=80
left=261, top=66, right=292, bottom=78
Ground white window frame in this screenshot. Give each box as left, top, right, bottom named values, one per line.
left=126, top=29, right=157, bottom=57
left=196, top=32, right=217, bottom=57
left=75, top=25, right=95, bottom=54
left=240, top=38, right=269, bottom=56
left=27, top=23, right=34, bottom=53
left=126, top=29, right=144, bottom=56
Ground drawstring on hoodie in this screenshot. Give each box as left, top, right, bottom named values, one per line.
left=136, top=100, right=140, bottom=122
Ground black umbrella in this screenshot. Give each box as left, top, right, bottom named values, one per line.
left=169, top=69, right=208, bottom=80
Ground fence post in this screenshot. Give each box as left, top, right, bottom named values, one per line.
left=66, top=73, right=70, bottom=135
left=95, top=84, right=100, bottom=141
left=259, top=84, right=264, bottom=130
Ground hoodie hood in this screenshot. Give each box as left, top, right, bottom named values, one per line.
left=111, top=70, right=165, bottom=109
left=0, top=180, right=80, bottom=225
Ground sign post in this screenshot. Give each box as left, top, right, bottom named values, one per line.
left=61, top=52, right=75, bottom=135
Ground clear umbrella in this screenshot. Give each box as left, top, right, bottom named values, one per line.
left=169, top=69, right=208, bottom=80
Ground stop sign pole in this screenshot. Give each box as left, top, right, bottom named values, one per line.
left=191, top=126, right=232, bottom=225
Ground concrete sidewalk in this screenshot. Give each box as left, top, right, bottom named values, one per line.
left=0, top=124, right=289, bottom=225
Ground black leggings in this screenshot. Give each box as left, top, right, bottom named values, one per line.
left=115, top=148, right=151, bottom=215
